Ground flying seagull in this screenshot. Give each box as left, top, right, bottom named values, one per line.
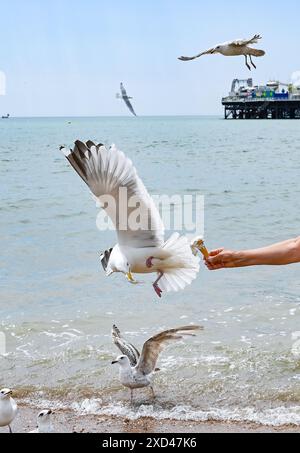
left=178, top=34, right=265, bottom=71
left=0, top=389, right=18, bottom=433
left=111, top=324, right=202, bottom=402
left=61, top=140, right=205, bottom=298
left=116, top=83, right=137, bottom=116
left=30, top=410, right=54, bottom=433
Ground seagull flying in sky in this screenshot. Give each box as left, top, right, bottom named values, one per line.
left=178, top=34, right=265, bottom=71
left=61, top=140, right=203, bottom=298
left=116, top=83, right=137, bottom=116
left=30, top=410, right=54, bottom=433
left=0, top=389, right=17, bottom=433
left=111, top=324, right=202, bottom=402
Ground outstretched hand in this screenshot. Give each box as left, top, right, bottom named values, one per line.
left=204, top=248, right=240, bottom=270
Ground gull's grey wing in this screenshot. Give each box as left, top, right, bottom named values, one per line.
left=112, top=324, right=140, bottom=366
left=120, top=83, right=128, bottom=98
left=178, top=47, right=216, bottom=61
left=120, top=83, right=137, bottom=116
left=123, top=97, right=137, bottom=116
left=136, top=325, right=203, bottom=376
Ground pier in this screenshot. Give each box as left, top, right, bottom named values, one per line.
left=223, top=79, right=300, bottom=119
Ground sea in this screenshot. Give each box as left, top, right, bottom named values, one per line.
left=0, top=116, right=299, bottom=427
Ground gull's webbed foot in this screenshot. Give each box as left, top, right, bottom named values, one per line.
left=153, top=283, right=162, bottom=298
left=153, top=271, right=163, bottom=298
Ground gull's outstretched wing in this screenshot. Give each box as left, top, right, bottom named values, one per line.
left=231, top=34, right=262, bottom=47
left=62, top=140, right=164, bottom=248
left=135, top=325, right=203, bottom=376
left=178, top=47, right=216, bottom=61
left=112, top=324, right=140, bottom=367
left=120, top=83, right=137, bottom=116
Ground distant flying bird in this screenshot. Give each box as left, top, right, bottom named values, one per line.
left=116, top=83, right=137, bottom=116
left=61, top=140, right=204, bottom=298
left=178, top=34, right=265, bottom=71
left=0, top=389, right=18, bottom=433
left=111, top=325, right=202, bottom=402
left=30, top=410, right=54, bottom=433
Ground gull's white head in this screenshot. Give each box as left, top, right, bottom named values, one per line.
left=105, top=246, right=130, bottom=276
left=0, top=388, right=13, bottom=400
left=212, top=45, right=222, bottom=54
left=111, top=355, right=131, bottom=367
left=37, top=410, right=53, bottom=431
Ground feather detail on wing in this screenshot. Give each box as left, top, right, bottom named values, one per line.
left=135, top=325, right=203, bottom=376
left=178, top=47, right=215, bottom=61
left=112, top=324, right=140, bottom=367
left=231, top=34, right=262, bottom=47
left=62, top=140, right=164, bottom=248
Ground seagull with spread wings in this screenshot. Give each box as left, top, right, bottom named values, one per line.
left=111, top=324, right=202, bottom=402
left=178, top=34, right=265, bottom=71
left=61, top=141, right=204, bottom=298
left=116, top=83, right=137, bottom=116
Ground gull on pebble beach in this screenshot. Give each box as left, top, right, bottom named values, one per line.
left=29, top=410, right=54, bottom=433
left=178, top=34, right=265, bottom=71
left=0, top=389, right=18, bottom=433
left=111, top=324, right=203, bottom=402
left=61, top=140, right=206, bottom=298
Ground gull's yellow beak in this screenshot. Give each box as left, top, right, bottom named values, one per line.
left=126, top=270, right=138, bottom=284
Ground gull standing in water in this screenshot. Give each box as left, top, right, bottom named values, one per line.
left=29, top=410, right=54, bottom=433
left=111, top=325, right=202, bottom=402
left=0, top=389, right=18, bottom=433
left=61, top=141, right=205, bottom=298
left=178, top=34, right=265, bottom=70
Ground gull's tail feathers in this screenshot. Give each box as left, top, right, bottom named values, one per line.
left=248, top=48, right=265, bottom=57
left=159, top=233, right=200, bottom=292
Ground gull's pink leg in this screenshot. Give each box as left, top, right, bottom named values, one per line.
left=146, top=256, right=154, bottom=268
left=153, top=271, right=163, bottom=298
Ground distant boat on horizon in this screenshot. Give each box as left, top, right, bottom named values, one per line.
left=1, top=113, right=10, bottom=119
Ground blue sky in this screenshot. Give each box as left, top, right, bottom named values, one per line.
left=0, top=0, right=299, bottom=116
